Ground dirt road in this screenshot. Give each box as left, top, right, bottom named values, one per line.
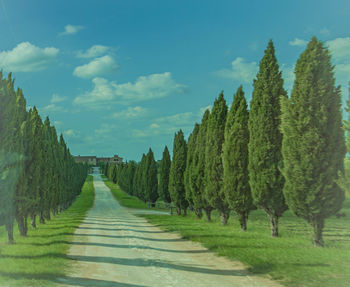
left=56, top=170, right=282, bottom=287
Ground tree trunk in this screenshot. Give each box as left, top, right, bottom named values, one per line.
left=239, top=212, right=247, bottom=231
left=220, top=210, right=230, bottom=225
left=45, top=209, right=51, bottom=220
left=176, top=206, right=181, bottom=215
left=311, top=218, right=324, bottom=247
left=195, top=208, right=203, bottom=219
left=17, top=214, right=28, bottom=236
left=5, top=220, right=14, bottom=244
left=268, top=214, right=279, bottom=237
left=30, top=213, right=37, bottom=228
left=183, top=208, right=187, bottom=216
left=204, top=208, right=212, bottom=221
left=39, top=211, right=45, bottom=224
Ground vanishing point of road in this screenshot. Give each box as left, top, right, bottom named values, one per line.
left=56, top=168, right=282, bottom=287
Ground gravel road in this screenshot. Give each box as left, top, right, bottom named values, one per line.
left=56, top=169, right=283, bottom=287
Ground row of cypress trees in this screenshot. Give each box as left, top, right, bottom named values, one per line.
left=169, top=37, right=346, bottom=246
left=0, top=72, right=88, bottom=243
left=105, top=148, right=159, bottom=205
left=110, top=37, right=347, bottom=246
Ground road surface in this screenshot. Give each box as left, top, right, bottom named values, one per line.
left=56, top=169, right=282, bottom=287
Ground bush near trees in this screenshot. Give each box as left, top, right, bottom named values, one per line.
left=281, top=37, right=346, bottom=246
left=0, top=73, right=88, bottom=243
left=113, top=37, right=347, bottom=247
left=248, top=40, right=288, bottom=237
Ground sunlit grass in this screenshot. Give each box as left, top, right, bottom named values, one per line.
left=102, top=177, right=148, bottom=209
left=0, top=175, right=95, bottom=287
left=142, top=198, right=350, bottom=287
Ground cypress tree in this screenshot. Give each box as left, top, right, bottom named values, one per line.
left=158, top=146, right=171, bottom=203
left=144, top=148, right=158, bottom=205
left=248, top=40, right=288, bottom=236
left=184, top=123, right=201, bottom=218
left=205, top=92, right=230, bottom=225
left=169, top=130, right=188, bottom=215
left=280, top=37, right=346, bottom=246
left=193, top=109, right=213, bottom=221
left=223, top=86, right=254, bottom=230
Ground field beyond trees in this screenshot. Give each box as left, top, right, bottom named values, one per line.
left=0, top=175, right=94, bottom=287
left=141, top=198, right=350, bottom=287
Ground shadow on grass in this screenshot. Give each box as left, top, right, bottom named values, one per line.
left=21, top=240, right=209, bottom=254
left=77, top=226, right=166, bottom=233
left=0, top=272, right=146, bottom=287
left=30, top=233, right=186, bottom=242
left=0, top=254, right=247, bottom=276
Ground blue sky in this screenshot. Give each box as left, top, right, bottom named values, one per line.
left=0, top=0, right=349, bottom=161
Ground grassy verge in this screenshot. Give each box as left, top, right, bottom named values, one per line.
left=103, top=177, right=148, bottom=209
left=0, top=175, right=95, bottom=287
left=142, top=198, right=350, bottom=287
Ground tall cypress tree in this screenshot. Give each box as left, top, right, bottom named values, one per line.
left=205, top=92, right=230, bottom=225
left=193, top=110, right=213, bottom=220
left=144, top=148, right=158, bottom=204
left=281, top=37, right=346, bottom=246
left=223, top=86, right=254, bottom=230
left=184, top=123, right=201, bottom=218
left=158, top=146, right=171, bottom=203
left=169, top=130, right=188, bottom=215
left=248, top=40, right=288, bottom=237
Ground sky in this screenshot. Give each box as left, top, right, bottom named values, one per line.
left=0, top=0, right=349, bottom=161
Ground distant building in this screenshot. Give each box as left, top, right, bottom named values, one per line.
left=74, top=154, right=123, bottom=166
left=74, top=155, right=97, bottom=165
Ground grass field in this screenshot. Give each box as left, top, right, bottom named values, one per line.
left=0, top=175, right=95, bottom=287
left=102, top=176, right=149, bottom=209
left=142, top=198, right=350, bottom=287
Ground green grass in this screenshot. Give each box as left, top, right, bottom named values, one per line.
left=103, top=177, right=148, bottom=209
left=142, top=198, right=350, bottom=287
left=0, top=175, right=95, bottom=287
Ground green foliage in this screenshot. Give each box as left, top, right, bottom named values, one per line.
left=192, top=110, right=213, bottom=220
left=169, top=130, right=188, bottom=214
left=223, top=86, right=254, bottom=230
left=0, top=72, right=88, bottom=242
left=205, top=92, right=230, bottom=224
left=248, top=40, right=287, bottom=236
left=144, top=148, right=158, bottom=203
left=184, top=123, right=201, bottom=218
left=158, top=146, right=171, bottom=203
left=281, top=37, right=346, bottom=246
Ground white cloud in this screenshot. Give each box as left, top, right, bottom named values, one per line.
left=132, top=110, right=202, bottom=139
left=73, top=55, right=119, bottom=79
left=59, top=24, right=84, bottom=36
left=64, top=129, right=76, bottom=136
left=289, top=38, right=308, bottom=47
left=112, top=106, right=148, bottom=119
left=200, top=105, right=212, bottom=114
left=0, top=42, right=59, bottom=72
left=54, top=120, right=63, bottom=127
left=215, top=57, right=258, bottom=83
left=77, top=45, right=111, bottom=58
left=51, top=94, right=66, bottom=103
left=281, top=64, right=295, bottom=92
left=320, top=28, right=330, bottom=36
left=40, top=103, right=68, bottom=114
left=327, top=37, right=350, bottom=62
left=74, top=72, right=187, bottom=108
